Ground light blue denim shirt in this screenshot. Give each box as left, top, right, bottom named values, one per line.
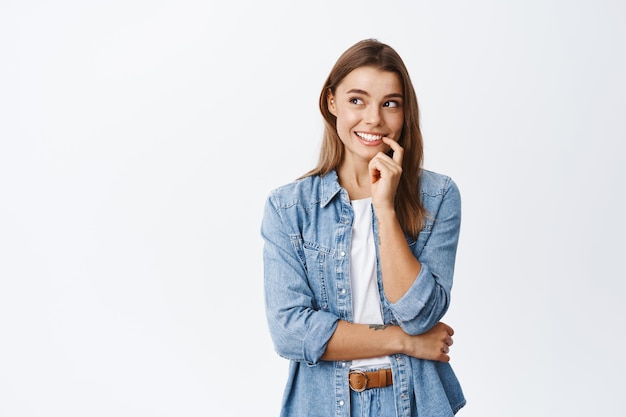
left=261, top=169, right=466, bottom=417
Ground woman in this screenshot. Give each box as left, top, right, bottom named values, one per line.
left=261, top=39, right=465, bottom=417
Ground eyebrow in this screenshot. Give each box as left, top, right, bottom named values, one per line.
left=346, top=89, right=403, bottom=99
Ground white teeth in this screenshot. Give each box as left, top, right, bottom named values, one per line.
left=356, top=132, right=383, bottom=141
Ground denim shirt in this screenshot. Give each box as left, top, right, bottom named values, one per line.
left=261, top=169, right=466, bottom=417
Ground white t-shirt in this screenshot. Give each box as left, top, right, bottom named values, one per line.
left=349, top=198, right=391, bottom=370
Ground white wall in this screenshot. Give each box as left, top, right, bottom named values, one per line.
left=1, top=1, right=624, bottom=416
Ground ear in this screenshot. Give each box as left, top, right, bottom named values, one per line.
left=327, top=92, right=337, bottom=116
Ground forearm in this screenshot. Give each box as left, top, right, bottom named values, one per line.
left=375, top=207, right=422, bottom=303
left=321, top=320, right=454, bottom=362
left=321, top=320, right=404, bottom=361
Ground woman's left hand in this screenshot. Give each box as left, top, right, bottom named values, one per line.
left=369, top=137, right=404, bottom=211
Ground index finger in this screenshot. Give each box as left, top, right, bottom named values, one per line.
left=439, top=322, right=454, bottom=336
left=382, top=137, right=404, bottom=165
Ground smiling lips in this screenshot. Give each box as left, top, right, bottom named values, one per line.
left=355, top=132, right=385, bottom=144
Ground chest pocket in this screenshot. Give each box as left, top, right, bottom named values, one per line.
left=290, top=235, right=333, bottom=312
left=302, top=241, right=333, bottom=311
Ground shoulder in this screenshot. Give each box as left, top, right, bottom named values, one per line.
left=267, top=176, right=316, bottom=206
left=418, top=169, right=461, bottom=220
left=266, top=172, right=340, bottom=210
left=419, top=169, right=460, bottom=198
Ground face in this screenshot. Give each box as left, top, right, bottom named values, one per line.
left=328, top=66, right=404, bottom=166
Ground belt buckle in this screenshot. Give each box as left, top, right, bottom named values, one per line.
left=349, top=370, right=369, bottom=392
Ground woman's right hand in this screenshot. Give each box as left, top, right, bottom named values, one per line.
left=402, top=322, right=455, bottom=362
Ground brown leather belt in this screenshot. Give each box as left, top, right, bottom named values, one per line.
left=348, top=369, right=393, bottom=392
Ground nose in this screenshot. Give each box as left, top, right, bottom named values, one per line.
left=365, top=105, right=383, bottom=126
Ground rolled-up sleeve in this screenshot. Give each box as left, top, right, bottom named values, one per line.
left=389, top=178, right=461, bottom=335
left=261, top=194, right=339, bottom=365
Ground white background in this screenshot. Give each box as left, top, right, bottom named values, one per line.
left=1, top=1, right=625, bottom=416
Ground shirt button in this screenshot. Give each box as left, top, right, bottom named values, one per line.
left=341, top=288, right=346, bottom=294
left=339, top=400, right=345, bottom=406
left=341, top=362, right=347, bottom=367
left=340, top=251, right=346, bottom=257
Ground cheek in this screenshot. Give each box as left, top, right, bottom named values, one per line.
left=389, top=115, right=404, bottom=136
left=336, top=110, right=358, bottom=132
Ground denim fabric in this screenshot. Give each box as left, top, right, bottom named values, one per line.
left=261, top=169, right=466, bottom=417
left=350, top=385, right=397, bottom=417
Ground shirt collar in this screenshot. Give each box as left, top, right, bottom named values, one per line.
left=320, top=170, right=343, bottom=207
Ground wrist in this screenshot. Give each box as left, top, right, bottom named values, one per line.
left=372, top=205, right=396, bottom=219
left=386, top=325, right=407, bottom=355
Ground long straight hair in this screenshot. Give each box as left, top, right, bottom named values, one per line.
left=302, top=39, right=426, bottom=238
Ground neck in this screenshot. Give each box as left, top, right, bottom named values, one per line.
left=337, top=164, right=371, bottom=200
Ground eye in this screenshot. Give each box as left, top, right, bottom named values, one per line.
left=383, top=100, right=400, bottom=108
left=349, top=97, right=364, bottom=105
